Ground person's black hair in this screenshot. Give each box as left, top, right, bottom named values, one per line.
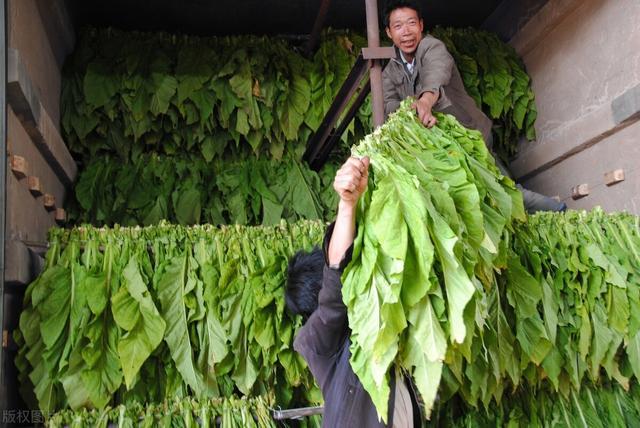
left=285, top=247, right=324, bottom=319
left=383, top=0, right=423, bottom=28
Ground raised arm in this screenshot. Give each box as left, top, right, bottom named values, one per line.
left=328, top=156, right=369, bottom=265
left=294, top=156, right=369, bottom=359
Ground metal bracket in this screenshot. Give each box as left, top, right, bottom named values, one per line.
left=303, top=47, right=395, bottom=171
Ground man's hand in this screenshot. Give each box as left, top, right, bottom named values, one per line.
left=333, top=156, right=370, bottom=206
left=412, top=91, right=439, bottom=128
left=328, top=156, right=369, bottom=266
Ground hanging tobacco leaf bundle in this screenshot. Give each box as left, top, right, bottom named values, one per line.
left=344, top=100, right=640, bottom=422
left=345, top=99, right=525, bottom=421
left=14, top=221, right=325, bottom=415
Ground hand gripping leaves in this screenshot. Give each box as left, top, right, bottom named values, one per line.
left=343, top=100, right=525, bottom=421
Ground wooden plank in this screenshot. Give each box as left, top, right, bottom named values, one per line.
left=7, top=48, right=77, bottom=185
left=361, top=46, right=396, bottom=60
left=4, top=239, right=45, bottom=285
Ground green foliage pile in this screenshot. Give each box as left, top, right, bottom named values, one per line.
left=435, top=208, right=640, bottom=415
left=431, top=27, right=538, bottom=160
left=48, top=396, right=279, bottom=428
left=61, top=27, right=368, bottom=226
left=504, top=209, right=640, bottom=394
left=67, top=152, right=339, bottom=226
left=61, top=27, right=368, bottom=163
left=14, top=221, right=325, bottom=415
left=346, top=102, right=640, bottom=421
left=16, top=206, right=640, bottom=425
left=62, top=27, right=536, bottom=166
left=431, top=381, right=640, bottom=428
left=60, top=26, right=537, bottom=227
left=346, top=100, right=525, bottom=421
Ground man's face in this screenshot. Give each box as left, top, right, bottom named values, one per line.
left=386, top=7, right=424, bottom=59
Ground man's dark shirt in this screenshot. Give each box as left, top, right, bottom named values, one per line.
left=294, top=224, right=421, bottom=427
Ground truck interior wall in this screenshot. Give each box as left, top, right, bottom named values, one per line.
left=504, top=0, right=640, bottom=213
left=2, top=0, right=75, bottom=413
left=2, top=0, right=639, bottom=415
left=4, top=0, right=75, bottom=284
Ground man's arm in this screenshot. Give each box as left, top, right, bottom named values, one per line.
left=413, top=37, right=455, bottom=128
left=294, top=157, right=370, bottom=358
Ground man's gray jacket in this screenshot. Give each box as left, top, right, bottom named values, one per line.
left=382, top=34, right=493, bottom=145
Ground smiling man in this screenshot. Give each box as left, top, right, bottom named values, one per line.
left=381, top=0, right=567, bottom=214
left=382, top=0, right=492, bottom=143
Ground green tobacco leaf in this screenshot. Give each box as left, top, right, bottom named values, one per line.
left=76, top=161, right=105, bottom=212
left=627, top=331, right=640, bottom=380
left=111, top=257, right=165, bottom=389
left=150, top=73, right=178, bottom=116
left=39, top=266, right=71, bottom=351
left=402, top=297, right=446, bottom=417
left=286, top=162, right=323, bottom=220
left=80, top=315, right=122, bottom=409
left=175, top=188, right=202, bottom=225
left=506, top=254, right=542, bottom=319
left=157, top=250, right=205, bottom=395
left=279, top=74, right=310, bottom=140
left=84, top=62, right=119, bottom=109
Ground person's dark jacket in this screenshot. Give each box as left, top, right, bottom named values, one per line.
left=293, top=224, right=421, bottom=427
left=382, top=34, right=493, bottom=146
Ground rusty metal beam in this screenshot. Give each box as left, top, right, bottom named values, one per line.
left=304, top=0, right=331, bottom=56
left=365, top=0, right=385, bottom=128
left=303, top=54, right=368, bottom=170
left=303, top=46, right=394, bottom=170
left=312, top=80, right=371, bottom=169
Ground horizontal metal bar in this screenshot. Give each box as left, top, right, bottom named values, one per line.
left=271, top=406, right=324, bottom=420
left=361, top=46, right=395, bottom=60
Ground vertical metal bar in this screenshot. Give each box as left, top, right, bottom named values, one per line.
left=305, top=0, right=331, bottom=56
left=364, top=0, right=384, bottom=127
left=0, top=0, right=7, bottom=386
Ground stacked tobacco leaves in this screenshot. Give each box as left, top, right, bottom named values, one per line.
left=62, top=28, right=367, bottom=226
left=14, top=221, right=324, bottom=416
left=16, top=104, right=640, bottom=427
left=62, top=27, right=537, bottom=226
left=48, top=396, right=278, bottom=428
left=71, top=153, right=338, bottom=227
left=431, top=27, right=537, bottom=159
left=347, top=100, right=525, bottom=420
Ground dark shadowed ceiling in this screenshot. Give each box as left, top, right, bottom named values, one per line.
left=67, top=0, right=504, bottom=37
